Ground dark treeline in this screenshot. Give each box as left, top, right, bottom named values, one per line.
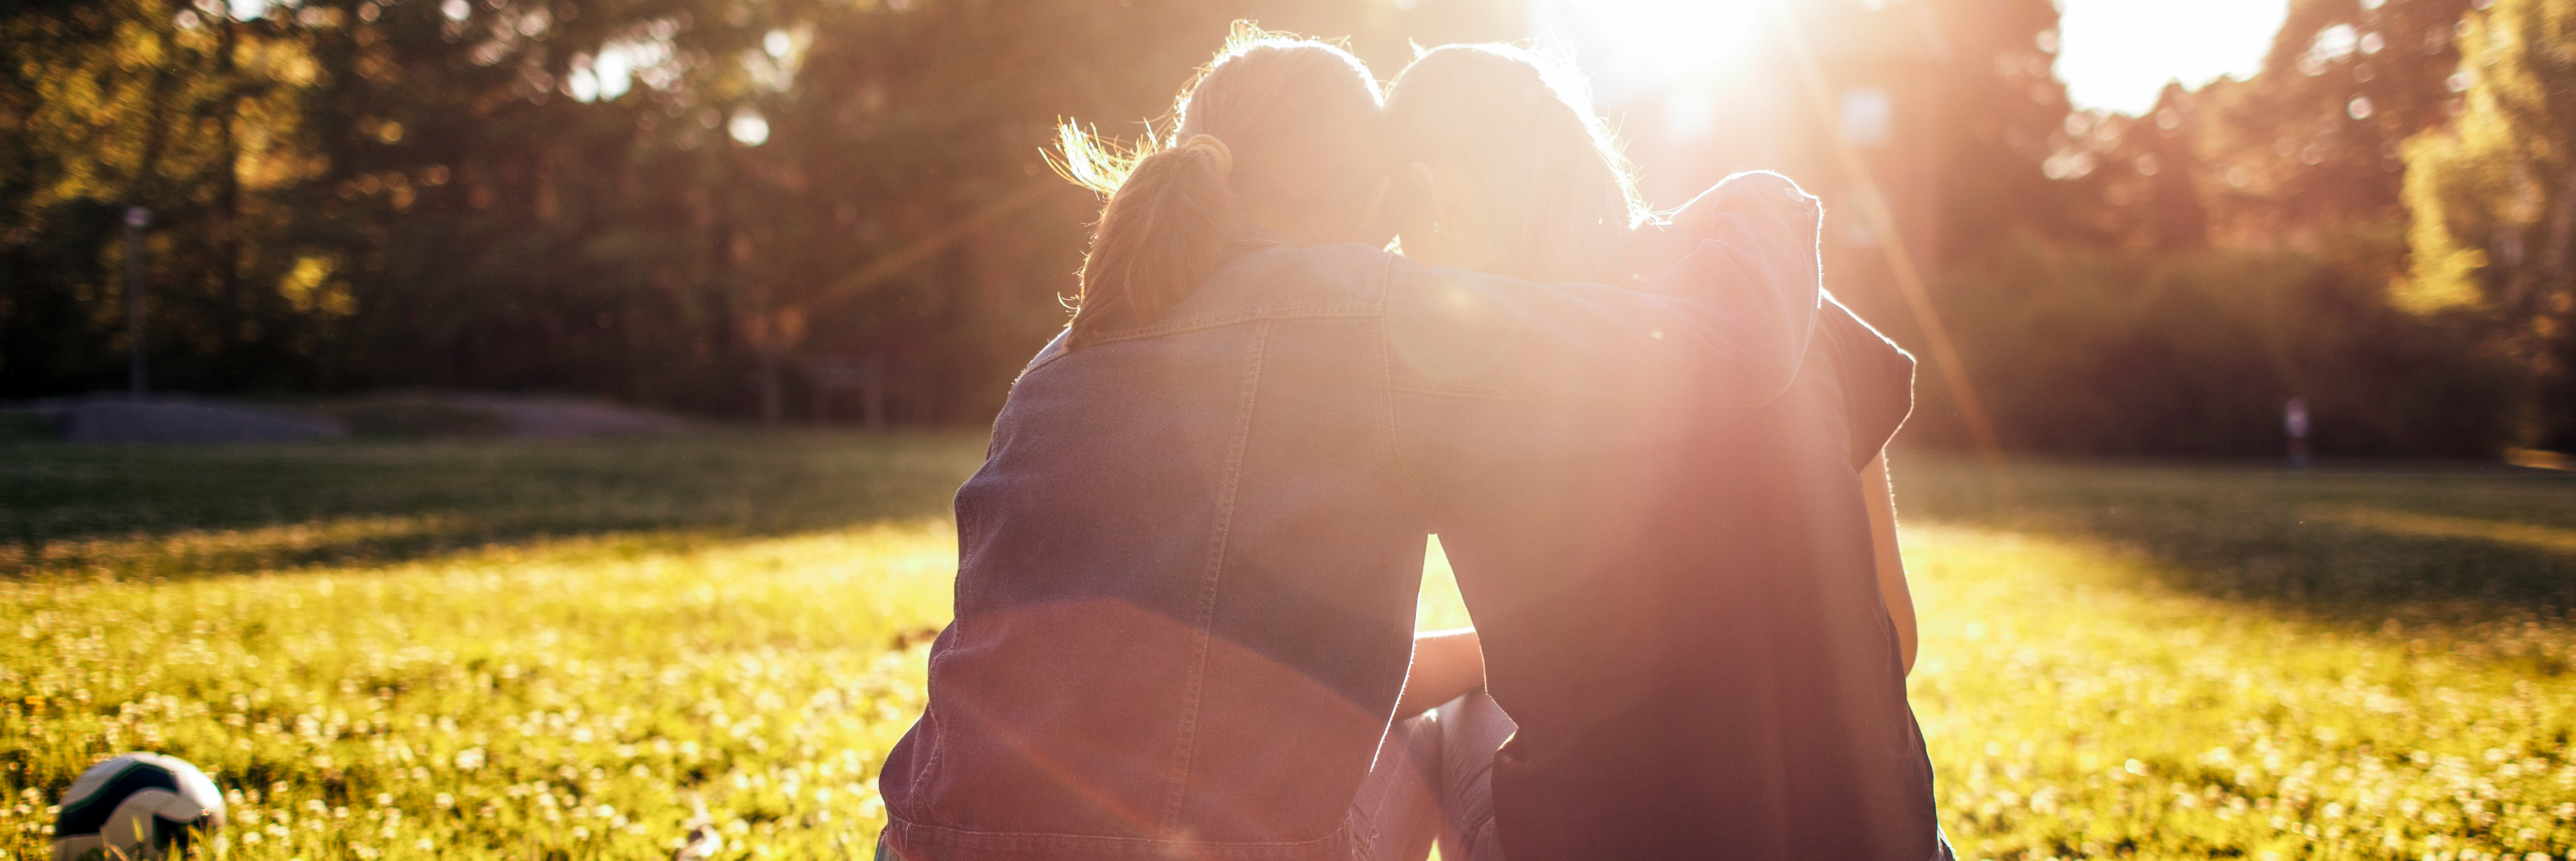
left=5, top=0, right=2573, bottom=455
left=1, top=0, right=1516, bottom=424
left=1872, top=0, right=2571, bottom=458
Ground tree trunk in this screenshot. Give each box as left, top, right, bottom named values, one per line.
left=214, top=5, right=244, bottom=346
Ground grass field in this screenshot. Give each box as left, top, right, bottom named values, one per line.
left=4, top=435, right=2575, bottom=860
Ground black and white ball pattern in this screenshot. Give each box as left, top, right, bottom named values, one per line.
left=50, top=753, right=226, bottom=861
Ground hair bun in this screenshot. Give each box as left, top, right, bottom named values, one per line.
left=1182, top=134, right=1234, bottom=178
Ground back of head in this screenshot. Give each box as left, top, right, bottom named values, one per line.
left=1055, top=24, right=1385, bottom=348
left=1385, top=43, right=1643, bottom=285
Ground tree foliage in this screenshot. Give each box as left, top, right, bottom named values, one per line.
left=1, top=0, right=1519, bottom=421
left=1880, top=0, right=2533, bottom=457
left=2200, top=0, right=2478, bottom=240
left=3, top=0, right=2560, bottom=455
left=1914, top=0, right=2085, bottom=261
left=1929, top=227, right=2519, bottom=457
left=2404, top=0, right=2576, bottom=447
left=2016, top=0, right=2476, bottom=252
left=3, top=0, right=328, bottom=393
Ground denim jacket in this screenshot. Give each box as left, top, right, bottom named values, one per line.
left=879, top=172, right=1824, bottom=860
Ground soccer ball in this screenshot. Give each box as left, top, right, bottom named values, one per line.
left=50, top=753, right=226, bottom=861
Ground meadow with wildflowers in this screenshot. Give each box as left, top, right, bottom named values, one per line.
left=1, top=435, right=978, bottom=860
left=4, top=436, right=2576, bottom=860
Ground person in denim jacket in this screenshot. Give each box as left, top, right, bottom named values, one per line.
left=876, top=28, right=1822, bottom=861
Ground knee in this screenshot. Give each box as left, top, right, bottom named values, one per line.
left=1386, top=708, right=1445, bottom=767
left=1434, top=689, right=1515, bottom=748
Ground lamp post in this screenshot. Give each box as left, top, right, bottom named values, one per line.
left=124, top=206, right=150, bottom=399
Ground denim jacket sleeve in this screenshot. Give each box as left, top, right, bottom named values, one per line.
left=1384, top=171, right=1824, bottom=494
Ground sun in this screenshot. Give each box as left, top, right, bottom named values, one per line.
left=1528, top=0, right=1782, bottom=99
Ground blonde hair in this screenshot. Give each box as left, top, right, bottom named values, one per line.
left=1050, top=24, right=1384, bottom=347
left=1385, top=43, right=1645, bottom=285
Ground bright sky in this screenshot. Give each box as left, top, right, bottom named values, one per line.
left=2055, top=0, right=2291, bottom=115
left=1533, top=0, right=2293, bottom=117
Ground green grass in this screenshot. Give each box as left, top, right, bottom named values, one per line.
left=2, top=433, right=986, bottom=579
left=1, top=434, right=984, bottom=860
left=1896, top=458, right=2576, bottom=861
left=3, top=436, right=2574, bottom=860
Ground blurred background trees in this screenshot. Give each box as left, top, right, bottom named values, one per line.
left=2403, top=0, right=2575, bottom=450
left=2, top=0, right=2568, bottom=457
left=0, top=0, right=1509, bottom=423
left=1888, top=0, right=2539, bottom=458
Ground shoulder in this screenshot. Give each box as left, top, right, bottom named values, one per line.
left=1188, top=241, right=1395, bottom=312
left=1016, top=328, right=1072, bottom=381
left=1817, top=292, right=1915, bottom=464
left=1820, top=295, right=1912, bottom=371
left=1386, top=255, right=1559, bottom=299
left=1704, top=171, right=1820, bottom=209
left=1665, top=172, right=1824, bottom=235
left=1037, top=242, right=1396, bottom=355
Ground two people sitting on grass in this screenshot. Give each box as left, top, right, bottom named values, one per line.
left=874, top=25, right=1944, bottom=861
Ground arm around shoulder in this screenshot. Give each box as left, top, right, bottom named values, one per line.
left=1382, top=172, right=1826, bottom=481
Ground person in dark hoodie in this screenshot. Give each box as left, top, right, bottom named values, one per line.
left=1380, top=42, right=1946, bottom=861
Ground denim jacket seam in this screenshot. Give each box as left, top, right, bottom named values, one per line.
left=1371, top=256, right=1437, bottom=515
left=1158, top=319, right=1271, bottom=831
left=910, top=628, right=957, bottom=820
left=917, top=485, right=984, bottom=809
left=910, top=483, right=988, bottom=807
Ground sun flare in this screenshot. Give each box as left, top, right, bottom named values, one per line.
left=1529, top=0, right=1777, bottom=98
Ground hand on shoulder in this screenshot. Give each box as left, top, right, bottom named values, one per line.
left=1625, top=172, right=1822, bottom=279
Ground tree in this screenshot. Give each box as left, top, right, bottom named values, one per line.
left=2017, top=0, right=2476, bottom=252
left=2196, top=0, right=2477, bottom=243
left=3, top=0, right=1518, bottom=421
left=2404, top=0, right=2576, bottom=447
left=1, top=0, right=325, bottom=395
left=1916, top=0, right=2087, bottom=261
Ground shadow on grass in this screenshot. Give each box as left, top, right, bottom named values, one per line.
left=1902, top=454, right=2576, bottom=622
left=0, top=430, right=990, bottom=579
left=19, top=437, right=2574, bottom=618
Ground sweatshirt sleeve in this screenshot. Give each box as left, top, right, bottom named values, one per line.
left=1819, top=292, right=1917, bottom=470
